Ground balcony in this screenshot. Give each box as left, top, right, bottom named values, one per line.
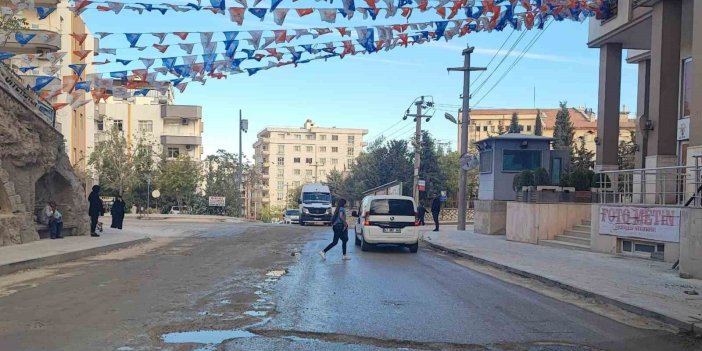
left=160, top=135, right=202, bottom=145
left=588, top=0, right=653, bottom=50
left=161, top=105, right=202, bottom=119
left=4, top=24, right=61, bottom=54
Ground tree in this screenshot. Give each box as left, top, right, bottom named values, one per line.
left=157, top=155, right=202, bottom=212
left=497, top=119, right=506, bottom=135
left=571, top=138, right=595, bottom=172
left=417, top=130, right=446, bottom=202
left=0, top=14, right=29, bottom=49
left=508, top=112, right=520, bottom=133
left=203, top=149, right=246, bottom=216
left=287, top=184, right=302, bottom=208
left=534, top=109, right=544, bottom=136
left=553, top=101, right=575, bottom=157
left=325, top=169, right=348, bottom=200
left=438, top=144, right=479, bottom=204
left=618, top=130, right=637, bottom=170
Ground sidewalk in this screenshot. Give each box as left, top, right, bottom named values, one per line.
left=0, top=230, right=150, bottom=276
left=422, top=226, right=702, bottom=333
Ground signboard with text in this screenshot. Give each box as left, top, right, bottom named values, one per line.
left=418, top=180, right=426, bottom=192
left=599, top=206, right=681, bottom=243
left=208, top=196, right=226, bottom=207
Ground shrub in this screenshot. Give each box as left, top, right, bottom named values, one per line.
left=513, top=170, right=535, bottom=191
left=591, top=173, right=612, bottom=188
left=569, top=169, right=595, bottom=191
left=533, top=168, right=551, bottom=186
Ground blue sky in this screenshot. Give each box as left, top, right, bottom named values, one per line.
left=82, top=2, right=638, bottom=158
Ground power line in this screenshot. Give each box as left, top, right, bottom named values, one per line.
left=474, top=20, right=553, bottom=106
left=366, top=119, right=404, bottom=144
left=471, top=28, right=516, bottom=85
left=472, top=29, right=529, bottom=96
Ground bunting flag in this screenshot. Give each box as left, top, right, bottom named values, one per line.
left=98, top=48, right=117, bottom=55
left=200, top=32, right=214, bottom=44
left=248, top=7, right=266, bottom=20
left=139, top=57, right=155, bottom=68
left=18, top=66, right=37, bottom=73
left=68, top=63, right=86, bottom=76
left=116, top=58, right=132, bottom=65
left=95, top=32, right=113, bottom=39
left=296, top=8, right=313, bottom=17
left=93, top=59, right=111, bottom=65
left=162, top=57, right=177, bottom=70
left=71, top=33, right=88, bottom=45
left=179, top=43, right=195, bottom=54
left=36, top=6, right=56, bottom=19
left=174, top=31, right=190, bottom=40
left=32, top=76, right=55, bottom=91
left=125, top=33, right=142, bottom=47
left=0, top=52, right=15, bottom=60
left=273, top=7, right=288, bottom=25
left=15, top=32, right=36, bottom=46
left=152, top=32, right=167, bottom=43
left=153, top=44, right=170, bottom=53
left=319, top=8, right=336, bottom=23
left=73, top=50, right=91, bottom=60
left=75, top=81, right=91, bottom=92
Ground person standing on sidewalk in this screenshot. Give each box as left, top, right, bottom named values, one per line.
left=88, top=185, right=104, bottom=237
left=431, top=195, right=442, bottom=232
left=319, top=198, right=351, bottom=261
left=417, top=202, right=427, bottom=226
left=110, top=195, right=126, bottom=230
left=49, top=202, right=64, bottom=239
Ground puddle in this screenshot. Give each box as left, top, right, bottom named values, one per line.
left=266, top=270, right=287, bottom=277
left=220, top=299, right=231, bottom=304
left=283, top=335, right=320, bottom=343
left=161, top=329, right=257, bottom=344
left=198, top=311, right=224, bottom=317
left=243, top=310, right=268, bottom=317
left=265, top=278, right=278, bottom=282
left=254, top=290, right=264, bottom=295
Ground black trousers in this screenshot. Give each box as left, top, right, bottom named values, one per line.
left=432, top=212, right=440, bottom=230
left=419, top=214, right=425, bottom=225
left=90, top=215, right=99, bottom=234
left=324, top=224, right=348, bottom=255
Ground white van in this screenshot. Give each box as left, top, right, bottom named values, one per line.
left=299, top=183, right=333, bottom=226
left=352, top=195, right=419, bottom=253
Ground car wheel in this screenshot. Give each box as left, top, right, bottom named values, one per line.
left=408, top=242, right=419, bottom=253
left=355, top=233, right=361, bottom=246
left=361, top=236, right=371, bottom=252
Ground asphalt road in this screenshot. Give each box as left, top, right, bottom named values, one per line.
left=0, top=221, right=698, bottom=351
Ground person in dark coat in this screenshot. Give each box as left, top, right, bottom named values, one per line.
left=431, top=195, right=442, bottom=232
left=88, top=185, right=104, bottom=237
left=110, top=195, right=126, bottom=230
left=417, top=203, right=427, bottom=226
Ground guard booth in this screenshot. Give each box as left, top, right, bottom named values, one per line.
left=473, top=134, right=569, bottom=234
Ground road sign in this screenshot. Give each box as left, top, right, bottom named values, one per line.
left=440, top=191, right=447, bottom=202
left=208, top=196, right=226, bottom=207
left=151, top=190, right=161, bottom=198
left=418, top=180, right=426, bottom=192
left=460, top=153, right=479, bottom=171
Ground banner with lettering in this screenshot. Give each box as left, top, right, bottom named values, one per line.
left=599, top=206, right=681, bottom=243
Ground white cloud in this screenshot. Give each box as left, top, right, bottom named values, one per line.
left=429, top=42, right=598, bottom=66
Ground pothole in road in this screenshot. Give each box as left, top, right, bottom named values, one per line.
left=161, top=329, right=257, bottom=344
left=243, top=310, right=268, bottom=317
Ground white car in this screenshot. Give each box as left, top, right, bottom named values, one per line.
left=169, top=206, right=190, bottom=215
left=284, top=209, right=301, bottom=224
left=352, top=195, right=420, bottom=253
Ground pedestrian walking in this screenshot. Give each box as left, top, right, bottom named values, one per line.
left=431, top=195, right=442, bottom=232
left=417, top=203, right=427, bottom=226
left=319, top=198, right=351, bottom=261
left=88, top=185, right=104, bottom=237
left=49, top=201, right=64, bottom=239
left=110, top=195, right=126, bottom=230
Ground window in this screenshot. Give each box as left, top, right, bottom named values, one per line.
left=277, top=156, right=284, bottom=165
left=320, top=135, right=327, bottom=141
left=262, top=145, right=268, bottom=151
left=490, top=126, right=495, bottom=133
left=306, top=146, right=313, bottom=152
left=319, top=146, right=327, bottom=152
left=332, top=135, right=339, bottom=141
left=319, top=170, right=326, bottom=177
left=502, top=150, right=542, bottom=171
left=482, top=126, right=488, bottom=132
left=115, top=119, right=123, bottom=131
left=306, top=169, right=313, bottom=176
left=348, top=136, right=355, bottom=144
left=305, top=158, right=313, bottom=164
left=277, top=181, right=284, bottom=190
left=370, top=199, right=415, bottom=216
left=278, top=145, right=285, bottom=154
left=97, top=120, right=104, bottom=131
left=526, top=125, right=532, bottom=132
left=294, top=145, right=301, bottom=152
left=306, top=134, right=315, bottom=140
left=167, top=147, right=180, bottom=158
left=319, top=158, right=326, bottom=165
left=295, top=134, right=302, bottom=140
left=277, top=169, right=284, bottom=178
left=294, top=157, right=301, bottom=163
left=331, top=158, right=338, bottom=165
left=479, top=150, right=493, bottom=173
left=278, top=133, right=285, bottom=139
left=347, top=159, right=353, bottom=167
left=293, top=181, right=301, bottom=187
left=551, top=157, right=562, bottom=185
left=294, top=169, right=301, bottom=175
left=347, top=147, right=354, bottom=156
left=621, top=239, right=665, bottom=258
left=138, top=120, right=153, bottom=132
left=332, top=147, right=338, bottom=153
left=277, top=193, right=284, bottom=201
left=681, top=58, right=692, bottom=118
left=519, top=124, right=524, bottom=132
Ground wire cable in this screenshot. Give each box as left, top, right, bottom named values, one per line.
left=472, top=28, right=528, bottom=96
left=470, top=28, right=516, bottom=85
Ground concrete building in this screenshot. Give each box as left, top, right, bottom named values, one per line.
left=97, top=87, right=204, bottom=161
left=458, top=107, right=636, bottom=153
left=252, top=119, right=368, bottom=210
left=5, top=1, right=96, bottom=169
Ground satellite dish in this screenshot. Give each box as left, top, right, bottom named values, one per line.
left=460, top=153, right=479, bottom=171
left=152, top=190, right=161, bottom=198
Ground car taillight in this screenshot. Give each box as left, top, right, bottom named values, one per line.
left=364, top=211, right=370, bottom=226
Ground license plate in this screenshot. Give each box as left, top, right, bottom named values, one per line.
left=383, top=228, right=401, bottom=233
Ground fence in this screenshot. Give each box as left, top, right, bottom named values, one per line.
left=596, top=155, right=702, bottom=208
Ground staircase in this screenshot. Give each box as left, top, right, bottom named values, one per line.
left=540, top=220, right=592, bottom=251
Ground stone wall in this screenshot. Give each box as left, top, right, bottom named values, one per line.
left=0, top=68, right=88, bottom=246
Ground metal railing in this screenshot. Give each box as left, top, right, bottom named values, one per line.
left=596, top=155, right=702, bottom=208
left=0, top=60, right=55, bottom=127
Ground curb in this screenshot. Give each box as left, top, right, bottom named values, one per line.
left=423, top=239, right=697, bottom=334
left=0, top=237, right=151, bottom=277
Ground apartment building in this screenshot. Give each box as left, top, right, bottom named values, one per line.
left=252, top=119, right=368, bottom=209
left=97, top=87, right=204, bottom=161
left=458, top=107, right=636, bottom=153
left=4, top=1, right=96, bottom=169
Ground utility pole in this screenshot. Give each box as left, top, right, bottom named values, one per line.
left=448, top=45, right=486, bottom=231
left=404, top=96, right=432, bottom=204
left=238, top=110, right=248, bottom=217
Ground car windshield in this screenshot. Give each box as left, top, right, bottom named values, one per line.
left=302, top=192, right=331, bottom=203
left=286, top=210, right=300, bottom=215
left=370, top=199, right=415, bottom=216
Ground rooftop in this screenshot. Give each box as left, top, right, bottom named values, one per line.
left=464, top=108, right=637, bottom=130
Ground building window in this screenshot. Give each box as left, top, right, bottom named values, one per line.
left=331, top=158, right=338, bottom=165
left=277, top=193, right=284, bottom=201
left=305, top=169, right=313, bottom=176
left=319, top=158, right=326, bottom=165
left=167, top=147, right=180, bottom=158
left=519, top=125, right=525, bottom=132
left=332, top=147, right=339, bottom=153
left=277, top=181, right=284, bottom=190
left=294, top=169, right=301, bottom=175
left=306, top=134, right=315, bottom=140
left=490, top=126, right=495, bottom=133
left=115, top=119, right=123, bottom=131
left=278, top=133, right=285, bottom=139
left=138, top=120, right=153, bottom=132
left=332, top=135, right=339, bottom=141
left=294, top=145, right=301, bottom=152
left=479, top=150, right=493, bottom=173
left=294, top=157, right=301, bottom=163
left=347, top=159, right=353, bottom=168
left=306, top=146, right=313, bottom=152
left=526, top=125, right=532, bottom=132
left=348, top=136, right=355, bottom=144
left=278, top=145, right=285, bottom=154
left=347, top=147, right=354, bottom=156
left=293, top=181, right=301, bottom=187
left=295, top=134, right=302, bottom=140
left=482, top=126, right=488, bottom=132
left=277, top=169, right=284, bottom=178
left=319, top=146, right=327, bottom=152
left=681, top=58, right=692, bottom=118
left=320, top=135, right=327, bottom=141
left=97, top=120, right=104, bottom=131
left=502, top=150, right=541, bottom=171
left=277, top=156, right=284, bottom=165
left=305, top=158, right=313, bottom=164
left=319, top=170, right=326, bottom=177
